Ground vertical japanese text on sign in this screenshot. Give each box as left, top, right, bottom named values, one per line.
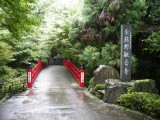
left=120, top=24, right=132, bottom=82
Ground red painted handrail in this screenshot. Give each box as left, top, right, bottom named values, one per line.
left=27, top=59, right=43, bottom=88
left=63, top=60, right=85, bottom=87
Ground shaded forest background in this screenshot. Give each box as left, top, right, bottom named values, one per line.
left=0, top=0, right=160, bottom=92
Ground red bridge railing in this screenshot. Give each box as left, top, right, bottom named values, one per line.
left=63, top=60, right=85, bottom=88
left=27, top=58, right=43, bottom=88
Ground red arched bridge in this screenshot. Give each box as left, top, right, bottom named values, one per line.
left=0, top=58, right=146, bottom=120
left=27, top=58, right=85, bottom=88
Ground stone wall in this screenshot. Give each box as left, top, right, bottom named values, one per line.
left=103, top=79, right=134, bottom=103
left=133, top=79, right=158, bottom=93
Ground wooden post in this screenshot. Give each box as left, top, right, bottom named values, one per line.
left=80, top=64, right=85, bottom=88
left=27, top=63, right=32, bottom=88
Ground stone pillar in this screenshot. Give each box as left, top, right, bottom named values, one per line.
left=120, top=24, right=132, bottom=82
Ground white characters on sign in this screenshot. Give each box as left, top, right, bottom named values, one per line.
left=124, top=44, right=130, bottom=50
left=124, top=68, right=129, bottom=75
left=81, top=72, right=84, bottom=83
left=129, top=42, right=132, bottom=49
left=124, top=51, right=130, bottom=57
left=28, top=72, right=31, bottom=83
left=124, top=36, right=130, bottom=43
left=125, top=29, right=129, bottom=35
left=124, top=59, right=129, bottom=66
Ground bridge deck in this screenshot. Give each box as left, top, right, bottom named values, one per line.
left=0, top=66, right=145, bottom=120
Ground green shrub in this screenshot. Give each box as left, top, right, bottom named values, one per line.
left=118, top=92, right=160, bottom=117
left=90, top=84, right=105, bottom=100
left=127, top=87, right=134, bottom=94
left=0, top=72, right=27, bottom=100
left=94, top=84, right=105, bottom=91
left=88, top=77, right=94, bottom=91
left=100, top=43, right=120, bottom=69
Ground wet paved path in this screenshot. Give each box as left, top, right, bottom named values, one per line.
left=0, top=66, right=146, bottom=120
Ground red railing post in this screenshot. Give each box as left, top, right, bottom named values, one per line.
left=80, top=64, right=85, bottom=88
left=27, top=63, right=32, bottom=88
left=27, top=57, right=43, bottom=88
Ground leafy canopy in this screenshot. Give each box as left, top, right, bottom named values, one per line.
left=0, top=0, right=39, bottom=38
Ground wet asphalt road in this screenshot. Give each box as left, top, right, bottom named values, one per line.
left=0, top=66, right=146, bottom=120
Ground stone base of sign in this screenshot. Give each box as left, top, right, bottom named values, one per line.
left=103, top=79, right=158, bottom=104
left=103, top=79, right=134, bottom=104
left=133, top=79, right=158, bottom=93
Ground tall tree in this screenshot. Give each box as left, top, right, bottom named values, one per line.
left=81, top=0, right=148, bottom=43
left=0, top=0, right=39, bottom=79
left=0, top=0, right=39, bottom=38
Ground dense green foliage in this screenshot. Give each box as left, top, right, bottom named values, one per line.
left=118, top=92, right=160, bottom=117
left=0, top=0, right=160, bottom=99
left=82, top=0, right=147, bottom=42
left=144, top=30, right=160, bottom=56
left=0, top=0, right=39, bottom=94
left=66, top=0, right=159, bottom=89
left=0, top=0, right=39, bottom=39
left=0, top=78, right=26, bottom=99
left=79, top=46, right=100, bottom=77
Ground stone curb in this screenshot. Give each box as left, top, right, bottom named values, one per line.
left=0, top=95, right=9, bottom=105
